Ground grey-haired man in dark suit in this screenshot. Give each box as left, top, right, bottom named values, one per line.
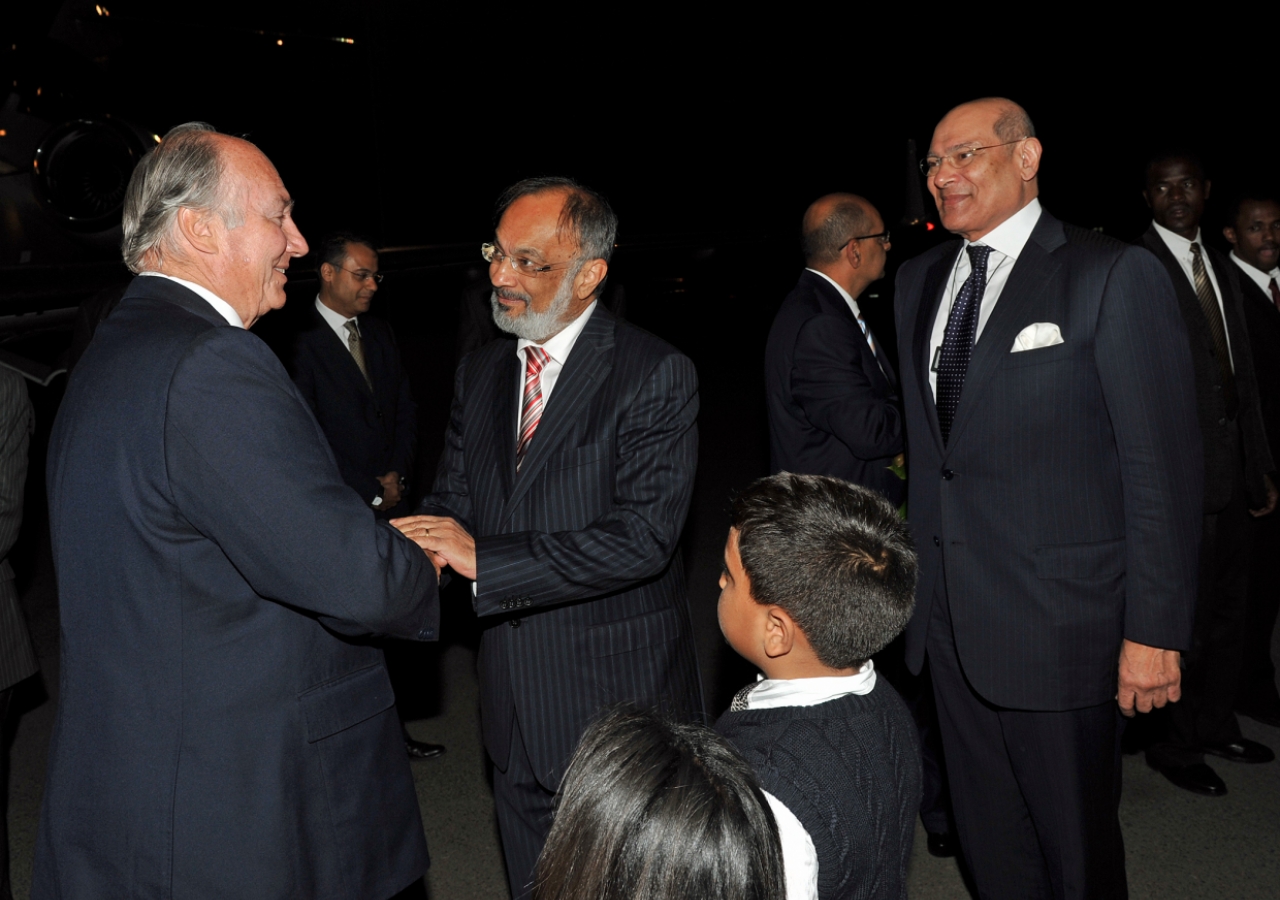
left=395, top=177, right=703, bottom=899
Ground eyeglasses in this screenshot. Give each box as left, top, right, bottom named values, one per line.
left=847, top=229, right=891, bottom=246
left=335, top=265, right=383, bottom=284
left=482, top=242, right=575, bottom=278
left=920, top=138, right=1029, bottom=177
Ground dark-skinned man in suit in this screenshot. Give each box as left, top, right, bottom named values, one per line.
left=1224, top=193, right=1280, bottom=730
left=896, top=98, right=1201, bottom=898
left=1138, top=156, right=1277, bottom=797
left=287, top=231, right=444, bottom=761
left=393, top=177, right=702, bottom=899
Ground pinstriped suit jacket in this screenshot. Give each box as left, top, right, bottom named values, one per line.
left=895, top=210, right=1203, bottom=710
left=0, top=367, right=35, bottom=692
left=420, top=305, right=703, bottom=788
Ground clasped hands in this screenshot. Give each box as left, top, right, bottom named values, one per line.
left=1116, top=638, right=1181, bottom=718
left=392, top=515, right=477, bottom=581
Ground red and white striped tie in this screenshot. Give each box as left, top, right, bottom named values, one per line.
left=516, top=346, right=550, bottom=471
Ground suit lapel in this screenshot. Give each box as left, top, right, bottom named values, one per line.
left=1142, top=227, right=1215, bottom=357
left=490, top=346, right=519, bottom=501
left=943, top=214, right=1064, bottom=453
left=913, top=245, right=961, bottom=452
left=808, top=272, right=894, bottom=394
left=500, top=308, right=615, bottom=519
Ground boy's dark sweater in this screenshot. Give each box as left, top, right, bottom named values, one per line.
left=715, top=683, right=922, bottom=900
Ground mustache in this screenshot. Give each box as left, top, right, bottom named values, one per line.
left=493, top=288, right=531, bottom=307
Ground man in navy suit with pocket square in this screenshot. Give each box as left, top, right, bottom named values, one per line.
left=393, top=176, right=703, bottom=898
left=35, top=123, right=440, bottom=900
left=895, top=98, right=1202, bottom=898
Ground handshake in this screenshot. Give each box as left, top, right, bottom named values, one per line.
left=392, top=515, right=477, bottom=581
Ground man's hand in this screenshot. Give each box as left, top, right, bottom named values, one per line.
left=377, top=472, right=403, bottom=510
left=391, top=515, right=477, bottom=581
left=1249, top=473, right=1278, bottom=518
left=1117, top=639, right=1181, bottom=717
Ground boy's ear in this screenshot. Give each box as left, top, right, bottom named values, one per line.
left=762, top=606, right=797, bottom=659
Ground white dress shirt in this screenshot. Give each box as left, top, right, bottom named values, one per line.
left=742, top=662, right=878, bottom=900
left=138, top=272, right=243, bottom=328
left=1231, top=251, right=1280, bottom=299
left=512, top=300, right=598, bottom=440
left=928, top=198, right=1043, bottom=396
left=1151, top=221, right=1233, bottom=370
left=315, top=295, right=359, bottom=350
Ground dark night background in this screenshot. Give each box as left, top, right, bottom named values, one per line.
left=0, top=4, right=1273, bottom=710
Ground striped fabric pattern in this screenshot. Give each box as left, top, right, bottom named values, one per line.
left=515, top=346, right=548, bottom=470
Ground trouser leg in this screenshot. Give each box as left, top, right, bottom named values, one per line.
left=927, top=587, right=1126, bottom=900
left=1238, top=511, right=1280, bottom=713
left=492, top=710, right=557, bottom=900
left=1152, top=465, right=1254, bottom=766
left=1, top=687, right=12, bottom=900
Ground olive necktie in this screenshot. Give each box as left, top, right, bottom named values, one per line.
left=1189, top=243, right=1237, bottom=418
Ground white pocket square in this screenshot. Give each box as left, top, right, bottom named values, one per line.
left=1011, top=323, right=1064, bottom=352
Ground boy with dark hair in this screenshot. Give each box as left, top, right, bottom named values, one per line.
left=715, top=472, right=921, bottom=900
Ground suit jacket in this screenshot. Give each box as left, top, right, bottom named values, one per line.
left=765, top=269, right=904, bottom=505
left=287, top=303, right=417, bottom=512
left=0, top=367, right=35, bottom=693
left=36, top=277, right=440, bottom=899
left=419, top=306, right=703, bottom=788
left=895, top=210, right=1202, bottom=711
left=1140, top=226, right=1274, bottom=511
left=1237, top=264, right=1280, bottom=455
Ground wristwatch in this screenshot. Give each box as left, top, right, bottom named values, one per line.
left=371, top=486, right=385, bottom=509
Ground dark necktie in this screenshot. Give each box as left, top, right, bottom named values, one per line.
left=516, top=347, right=550, bottom=471
left=936, top=244, right=993, bottom=444
left=1268, top=276, right=1280, bottom=311
left=1189, top=243, right=1238, bottom=418
left=344, top=320, right=373, bottom=391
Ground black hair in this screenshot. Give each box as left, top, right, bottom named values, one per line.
left=730, top=473, right=917, bottom=669
left=314, top=231, right=378, bottom=274
left=534, top=708, right=785, bottom=900
left=495, top=175, right=618, bottom=264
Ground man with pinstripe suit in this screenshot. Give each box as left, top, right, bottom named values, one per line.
left=395, top=176, right=703, bottom=899
left=896, top=99, right=1202, bottom=898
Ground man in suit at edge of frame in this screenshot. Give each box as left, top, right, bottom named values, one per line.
left=34, top=123, right=441, bottom=900
left=894, top=98, right=1201, bottom=899
left=393, top=176, right=703, bottom=899
left=1136, top=158, right=1278, bottom=796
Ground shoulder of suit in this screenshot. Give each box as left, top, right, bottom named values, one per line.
left=1055, top=222, right=1129, bottom=256
left=611, top=315, right=691, bottom=364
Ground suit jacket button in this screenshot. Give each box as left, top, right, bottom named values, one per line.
left=510, top=618, right=521, bottom=629
left=1218, top=418, right=1227, bottom=426
left=934, top=536, right=941, bottom=547
left=942, top=469, right=955, bottom=480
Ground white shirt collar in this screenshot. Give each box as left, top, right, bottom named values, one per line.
left=1230, top=251, right=1280, bottom=294
left=315, top=294, right=356, bottom=335
left=805, top=268, right=861, bottom=319
left=965, top=197, right=1042, bottom=259
left=1152, top=220, right=1203, bottom=254
left=138, top=272, right=244, bottom=328
left=515, top=300, right=598, bottom=366
left=744, top=659, right=877, bottom=710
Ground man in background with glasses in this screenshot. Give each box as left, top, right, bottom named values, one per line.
left=393, top=176, right=703, bottom=899
left=284, top=232, right=446, bottom=762
left=894, top=98, right=1201, bottom=897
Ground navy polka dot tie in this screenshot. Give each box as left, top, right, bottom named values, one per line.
left=936, top=244, right=993, bottom=444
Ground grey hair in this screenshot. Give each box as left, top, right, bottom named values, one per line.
left=121, top=122, right=240, bottom=273
left=495, top=176, right=618, bottom=264
left=990, top=100, right=1036, bottom=142
left=802, top=200, right=871, bottom=266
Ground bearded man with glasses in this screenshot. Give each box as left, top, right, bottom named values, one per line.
left=894, top=98, right=1201, bottom=898
left=393, top=176, right=703, bottom=899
